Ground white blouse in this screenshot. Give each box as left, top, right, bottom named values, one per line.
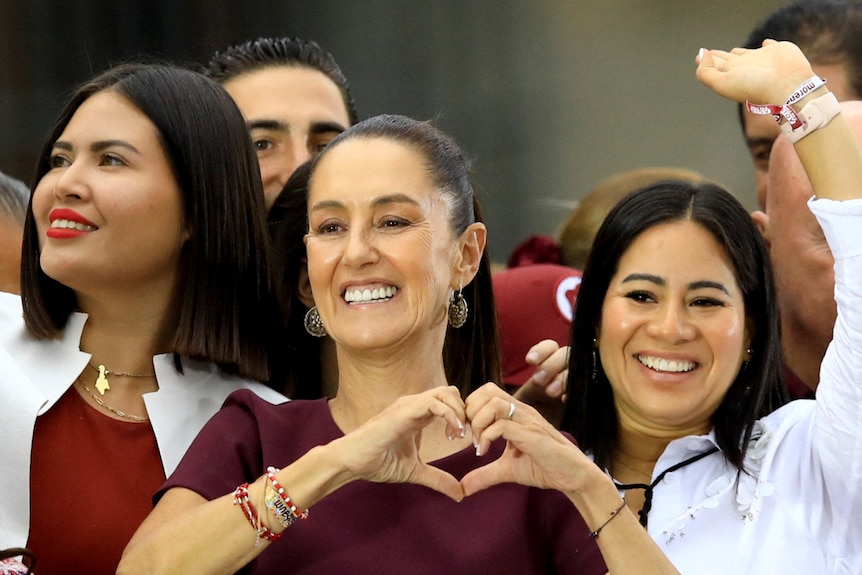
left=622, top=198, right=861, bottom=574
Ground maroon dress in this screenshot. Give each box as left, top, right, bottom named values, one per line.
left=160, top=390, right=607, bottom=575
left=28, top=387, right=165, bottom=575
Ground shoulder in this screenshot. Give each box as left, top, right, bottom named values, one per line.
left=0, top=291, right=22, bottom=321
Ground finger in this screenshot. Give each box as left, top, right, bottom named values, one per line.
left=436, top=385, right=467, bottom=437
left=524, top=339, right=561, bottom=366
left=464, top=382, right=510, bottom=420
left=425, top=388, right=467, bottom=440
left=472, top=398, right=537, bottom=456
left=525, top=345, right=570, bottom=389
left=412, top=464, right=464, bottom=502
left=545, top=370, right=567, bottom=398
left=467, top=395, right=517, bottom=451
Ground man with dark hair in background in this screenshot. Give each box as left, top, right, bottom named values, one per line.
left=206, top=37, right=358, bottom=209
left=743, top=1, right=862, bottom=397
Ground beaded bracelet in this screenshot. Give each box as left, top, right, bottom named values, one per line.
left=588, top=497, right=627, bottom=539
left=264, top=466, right=309, bottom=528
left=233, top=482, right=283, bottom=544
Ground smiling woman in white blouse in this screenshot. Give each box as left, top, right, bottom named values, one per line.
left=553, top=41, right=862, bottom=573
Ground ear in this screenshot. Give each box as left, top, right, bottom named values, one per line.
left=750, top=210, right=771, bottom=249
left=451, top=222, right=486, bottom=288
left=296, top=259, right=316, bottom=308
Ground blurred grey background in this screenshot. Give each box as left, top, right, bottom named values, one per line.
left=0, top=0, right=784, bottom=262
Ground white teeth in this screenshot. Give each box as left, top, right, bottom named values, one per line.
left=50, top=219, right=96, bottom=231
left=638, top=355, right=696, bottom=373
left=344, top=285, right=398, bottom=304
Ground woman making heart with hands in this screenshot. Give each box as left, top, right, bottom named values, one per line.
left=120, top=115, right=677, bottom=575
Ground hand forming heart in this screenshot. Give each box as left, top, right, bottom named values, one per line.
left=336, top=382, right=603, bottom=504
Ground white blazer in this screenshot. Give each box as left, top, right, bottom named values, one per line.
left=0, top=292, right=288, bottom=548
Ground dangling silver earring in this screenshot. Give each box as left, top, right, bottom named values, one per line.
left=742, top=348, right=753, bottom=371
left=591, top=339, right=598, bottom=382
left=304, top=307, right=327, bottom=337
left=448, top=286, right=468, bottom=328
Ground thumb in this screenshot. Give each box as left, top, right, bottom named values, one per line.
left=461, top=459, right=510, bottom=497
left=412, top=465, right=464, bottom=502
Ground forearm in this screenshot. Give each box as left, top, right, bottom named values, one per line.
left=119, top=442, right=351, bottom=575
left=788, top=93, right=862, bottom=202
left=567, top=476, right=680, bottom=575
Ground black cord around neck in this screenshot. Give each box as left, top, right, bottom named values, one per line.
left=614, top=446, right=719, bottom=527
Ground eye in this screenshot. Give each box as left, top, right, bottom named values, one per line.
left=624, top=290, right=654, bottom=304
left=379, top=217, right=410, bottom=229
left=99, top=153, right=126, bottom=167
left=316, top=220, right=345, bottom=235
left=690, top=297, right=723, bottom=307
left=749, top=145, right=771, bottom=170
left=311, top=141, right=331, bottom=155
left=48, top=154, right=70, bottom=169
left=253, top=139, right=274, bottom=152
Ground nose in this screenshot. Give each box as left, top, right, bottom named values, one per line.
left=646, top=302, right=695, bottom=343
left=285, top=141, right=312, bottom=177
left=51, top=159, right=89, bottom=201
left=342, top=225, right=379, bottom=268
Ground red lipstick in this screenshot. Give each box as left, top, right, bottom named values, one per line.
left=47, top=208, right=97, bottom=239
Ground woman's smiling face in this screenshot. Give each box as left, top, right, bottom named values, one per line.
left=304, top=136, right=462, bottom=353
left=598, top=219, right=750, bottom=436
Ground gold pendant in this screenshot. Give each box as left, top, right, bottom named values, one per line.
left=95, top=364, right=110, bottom=395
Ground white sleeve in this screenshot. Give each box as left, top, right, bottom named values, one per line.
left=807, top=197, right=862, bottom=561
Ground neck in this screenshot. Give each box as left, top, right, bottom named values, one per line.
left=329, top=340, right=450, bottom=433
left=613, top=411, right=711, bottom=478
left=76, top=291, right=174, bottom=374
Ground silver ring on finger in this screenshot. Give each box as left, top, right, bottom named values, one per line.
left=507, top=402, right=516, bottom=420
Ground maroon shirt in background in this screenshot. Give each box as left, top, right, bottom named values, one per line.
left=28, top=387, right=165, bottom=575
left=784, top=365, right=816, bottom=400
left=160, top=391, right=607, bottom=575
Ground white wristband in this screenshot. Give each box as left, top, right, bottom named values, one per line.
left=781, top=91, right=841, bottom=144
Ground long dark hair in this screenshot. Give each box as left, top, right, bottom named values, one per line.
left=267, top=161, right=321, bottom=398
left=21, top=63, right=282, bottom=383
left=306, top=114, right=501, bottom=396
left=561, top=181, right=787, bottom=472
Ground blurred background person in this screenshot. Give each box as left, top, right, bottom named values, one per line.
left=205, top=37, right=358, bottom=210
left=0, top=171, right=29, bottom=294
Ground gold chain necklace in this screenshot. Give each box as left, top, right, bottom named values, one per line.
left=87, top=360, right=156, bottom=396
left=76, top=377, right=149, bottom=422
left=613, top=456, right=653, bottom=480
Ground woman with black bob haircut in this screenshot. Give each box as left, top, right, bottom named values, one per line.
left=0, top=63, right=286, bottom=574
left=562, top=180, right=787, bottom=472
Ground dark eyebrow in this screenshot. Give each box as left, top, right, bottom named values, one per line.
left=310, top=194, right=420, bottom=213
left=622, top=273, right=664, bottom=286
left=92, top=140, right=139, bottom=154
left=622, top=273, right=729, bottom=295
left=687, top=280, right=729, bottom=295
left=246, top=119, right=346, bottom=137
left=51, top=140, right=140, bottom=154
left=247, top=119, right=288, bottom=132
left=745, top=136, right=776, bottom=150
left=309, top=121, right=347, bottom=136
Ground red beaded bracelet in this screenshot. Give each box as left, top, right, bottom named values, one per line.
left=265, top=466, right=310, bottom=524
left=233, top=482, right=283, bottom=543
